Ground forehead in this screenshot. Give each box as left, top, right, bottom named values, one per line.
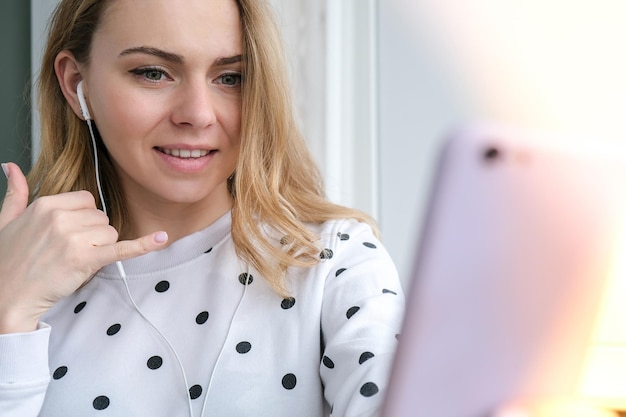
left=94, top=0, right=242, bottom=58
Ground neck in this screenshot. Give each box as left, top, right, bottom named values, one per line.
left=120, top=192, right=233, bottom=245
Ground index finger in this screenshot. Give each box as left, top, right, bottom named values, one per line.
left=95, top=231, right=169, bottom=267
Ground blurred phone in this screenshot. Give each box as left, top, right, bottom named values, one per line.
left=383, top=125, right=626, bottom=417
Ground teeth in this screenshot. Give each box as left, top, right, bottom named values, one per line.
left=161, top=148, right=210, bottom=158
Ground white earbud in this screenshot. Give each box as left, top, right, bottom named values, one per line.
left=76, top=81, right=91, bottom=121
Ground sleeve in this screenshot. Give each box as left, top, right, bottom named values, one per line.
left=319, top=220, right=405, bottom=417
left=0, top=324, right=52, bottom=416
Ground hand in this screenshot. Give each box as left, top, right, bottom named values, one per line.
left=0, top=163, right=168, bottom=334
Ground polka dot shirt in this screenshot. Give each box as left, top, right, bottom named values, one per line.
left=0, top=212, right=404, bottom=417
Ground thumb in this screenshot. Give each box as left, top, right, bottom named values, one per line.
left=99, top=231, right=169, bottom=266
left=0, top=163, right=30, bottom=229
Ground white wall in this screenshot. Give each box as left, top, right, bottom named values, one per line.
left=269, top=0, right=379, bottom=218
left=378, top=1, right=473, bottom=284
left=266, top=0, right=327, bottom=173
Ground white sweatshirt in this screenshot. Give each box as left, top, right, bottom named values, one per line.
left=0, top=212, right=404, bottom=417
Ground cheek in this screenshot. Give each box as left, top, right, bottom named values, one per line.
left=93, top=90, right=162, bottom=148
left=221, top=103, right=243, bottom=144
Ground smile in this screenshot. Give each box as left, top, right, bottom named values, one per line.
left=157, top=147, right=212, bottom=158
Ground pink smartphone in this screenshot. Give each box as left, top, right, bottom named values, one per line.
left=383, top=125, right=626, bottom=417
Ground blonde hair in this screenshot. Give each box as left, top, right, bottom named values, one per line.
left=29, top=0, right=377, bottom=295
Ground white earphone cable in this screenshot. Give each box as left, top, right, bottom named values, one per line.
left=86, top=118, right=195, bottom=417
left=86, top=119, right=107, bottom=217
left=200, top=271, right=250, bottom=417
left=116, top=263, right=195, bottom=417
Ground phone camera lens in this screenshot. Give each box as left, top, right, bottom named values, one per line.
left=483, top=146, right=500, bottom=163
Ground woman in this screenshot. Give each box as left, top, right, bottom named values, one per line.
left=0, top=0, right=404, bottom=416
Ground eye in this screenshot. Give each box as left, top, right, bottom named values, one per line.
left=217, top=72, right=242, bottom=87
left=130, top=67, right=170, bottom=82
left=144, top=69, right=165, bottom=81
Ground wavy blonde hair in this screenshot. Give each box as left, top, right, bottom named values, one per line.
left=29, top=0, right=377, bottom=295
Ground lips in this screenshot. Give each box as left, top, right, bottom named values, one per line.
left=156, top=147, right=213, bottom=158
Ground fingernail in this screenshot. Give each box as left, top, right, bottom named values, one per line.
left=154, top=231, right=168, bottom=244
left=1, top=163, right=8, bottom=180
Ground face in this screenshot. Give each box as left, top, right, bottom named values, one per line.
left=82, top=0, right=242, bottom=217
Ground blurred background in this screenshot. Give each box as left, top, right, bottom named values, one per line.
left=3, top=0, right=626, bottom=411
left=0, top=2, right=31, bottom=196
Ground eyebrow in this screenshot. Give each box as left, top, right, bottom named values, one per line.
left=119, top=46, right=184, bottom=63
left=215, top=55, right=243, bottom=66
left=119, top=46, right=242, bottom=67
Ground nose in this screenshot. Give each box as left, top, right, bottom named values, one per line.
left=170, top=80, right=217, bottom=128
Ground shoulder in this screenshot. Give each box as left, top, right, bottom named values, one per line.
left=312, top=218, right=382, bottom=256
left=312, top=218, right=378, bottom=247
left=308, top=218, right=397, bottom=280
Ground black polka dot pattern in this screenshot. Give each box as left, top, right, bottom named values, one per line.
left=53, top=366, right=68, bottom=380
left=195, top=311, right=209, bottom=325
left=359, top=352, right=375, bottom=364
left=360, top=382, right=379, bottom=397
left=238, top=273, right=253, bottom=285
left=43, top=222, right=400, bottom=415
left=154, top=280, right=170, bottom=293
left=346, top=306, right=360, bottom=319
left=322, top=356, right=335, bottom=369
left=236, top=341, right=252, bottom=354
left=74, top=301, right=87, bottom=314
left=93, top=395, right=110, bottom=410
left=106, top=324, right=121, bottom=336
left=189, top=385, right=203, bottom=400
left=282, top=373, right=297, bottom=390
left=335, top=268, right=347, bottom=277
left=281, top=297, right=296, bottom=310
left=147, top=356, right=163, bottom=370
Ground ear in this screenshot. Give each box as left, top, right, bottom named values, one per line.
left=55, top=50, right=89, bottom=121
